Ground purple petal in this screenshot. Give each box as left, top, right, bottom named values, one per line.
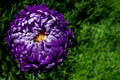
left=20, top=9, right=26, bottom=16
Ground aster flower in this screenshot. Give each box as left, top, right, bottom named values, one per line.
left=5, top=3, right=74, bottom=74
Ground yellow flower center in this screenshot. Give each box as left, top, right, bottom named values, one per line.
left=35, top=31, right=46, bottom=42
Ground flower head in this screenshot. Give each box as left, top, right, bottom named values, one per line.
left=6, top=3, right=74, bottom=74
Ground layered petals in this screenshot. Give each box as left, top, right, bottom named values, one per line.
left=5, top=3, right=74, bottom=74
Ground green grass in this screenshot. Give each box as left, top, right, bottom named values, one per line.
left=0, top=0, right=120, bottom=80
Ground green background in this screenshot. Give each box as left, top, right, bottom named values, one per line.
left=0, top=0, right=120, bottom=80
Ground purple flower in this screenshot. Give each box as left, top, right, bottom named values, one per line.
left=5, top=3, right=74, bottom=74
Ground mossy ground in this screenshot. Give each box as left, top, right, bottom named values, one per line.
left=0, top=0, right=120, bottom=80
